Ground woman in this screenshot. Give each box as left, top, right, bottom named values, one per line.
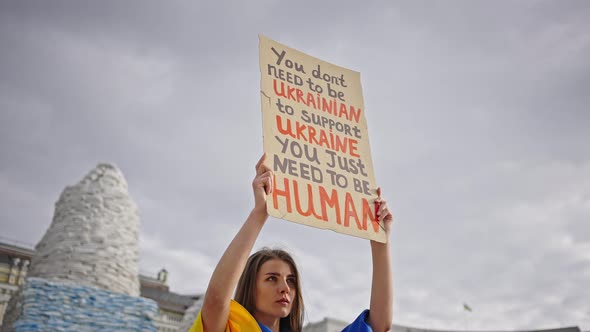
left=191, top=154, right=394, bottom=332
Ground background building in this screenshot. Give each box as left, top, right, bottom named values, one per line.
left=1, top=238, right=585, bottom=332
left=0, top=239, right=33, bottom=326
left=140, top=269, right=203, bottom=332
left=0, top=238, right=201, bottom=332
left=303, top=318, right=582, bottom=332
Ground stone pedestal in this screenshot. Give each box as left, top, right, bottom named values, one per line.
left=4, top=278, right=157, bottom=332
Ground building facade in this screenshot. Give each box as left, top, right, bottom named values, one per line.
left=0, top=240, right=34, bottom=326
left=1, top=240, right=585, bottom=332
left=140, top=269, right=203, bottom=332
left=0, top=239, right=200, bottom=332
left=303, top=318, right=582, bottom=332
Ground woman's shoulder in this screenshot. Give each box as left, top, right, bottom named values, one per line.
left=189, top=300, right=262, bottom=332
left=341, top=310, right=372, bottom=332
left=228, top=300, right=261, bottom=330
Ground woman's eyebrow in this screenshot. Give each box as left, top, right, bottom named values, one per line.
left=263, top=272, right=295, bottom=277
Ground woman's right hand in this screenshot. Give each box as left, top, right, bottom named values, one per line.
left=252, top=153, right=273, bottom=215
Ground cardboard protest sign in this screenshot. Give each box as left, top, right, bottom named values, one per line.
left=259, top=35, right=386, bottom=243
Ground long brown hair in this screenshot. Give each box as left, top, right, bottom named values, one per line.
left=235, top=248, right=304, bottom=332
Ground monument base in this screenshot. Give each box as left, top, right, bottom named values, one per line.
left=2, top=277, right=158, bottom=332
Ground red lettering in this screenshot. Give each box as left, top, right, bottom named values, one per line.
left=308, top=126, right=318, bottom=145
left=271, top=80, right=361, bottom=124
left=276, top=117, right=360, bottom=158
left=287, top=86, right=296, bottom=100
left=319, top=186, right=341, bottom=224
left=362, top=198, right=379, bottom=232
left=295, top=122, right=307, bottom=141
left=276, top=115, right=295, bottom=138
left=273, top=80, right=286, bottom=98
left=272, top=175, right=292, bottom=213
left=322, top=98, right=333, bottom=114
left=307, top=93, right=316, bottom=108
left=296, top=89, right=305, bottom=104
left=271, top=178, right=375, bottom=236
left=318, top=130, right=329, bottom=148
left=349, top=106, right=361, bottom=123
left=334, top=135, right=347, bottom=154
left=349, top=139, right=360, bottom=158
left=293, top=180, right=323, bottom=219
left=343, top=192, right=362, bottom=229
left=339, top=103, right=349, bottom=120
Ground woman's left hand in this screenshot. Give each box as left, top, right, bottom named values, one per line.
left=375, top=187, right=394, bottom=236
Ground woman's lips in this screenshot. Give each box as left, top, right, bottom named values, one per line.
left=277, top=298, right=290, bottom=305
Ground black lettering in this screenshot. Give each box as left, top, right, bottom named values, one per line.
left=271, top=47, right=286, bottom=65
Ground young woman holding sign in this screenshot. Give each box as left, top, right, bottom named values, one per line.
left=190, top=154, right=393, bottom=332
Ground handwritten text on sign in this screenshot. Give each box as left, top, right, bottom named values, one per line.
left=259, top=35, right=385, bottom=243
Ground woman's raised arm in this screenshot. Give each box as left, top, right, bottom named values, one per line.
left=200, top=154, right=273, bottom=332
left=368, top=188, right=394, bottom=332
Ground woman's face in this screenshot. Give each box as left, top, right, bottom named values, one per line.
left=253, top=258, right=297, bottom=326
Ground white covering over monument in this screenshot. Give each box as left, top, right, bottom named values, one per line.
left=28, top=163, right=141, bottom=296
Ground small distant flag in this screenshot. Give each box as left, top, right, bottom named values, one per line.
left=463, top=303, right=473, bottom=312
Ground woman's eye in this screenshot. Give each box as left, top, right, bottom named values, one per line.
left=287, top=278, right=296, bottom=285
left=267, top=276, right=276, bottom=281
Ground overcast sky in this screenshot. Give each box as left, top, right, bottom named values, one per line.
left=1, top=1, right=589, bottom=331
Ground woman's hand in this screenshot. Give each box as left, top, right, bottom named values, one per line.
left=375, top=187, right=394, bottom=237
left=252, top=153, right=273, bottom=216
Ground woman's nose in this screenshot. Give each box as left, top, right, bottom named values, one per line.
left=279, top=280, right=290, bottom=293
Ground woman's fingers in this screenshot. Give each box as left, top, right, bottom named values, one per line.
left=252, top=155, right=273, bottom=215
left=254, top=153, right=272, bottom=194
left=256, top=161, right=271, bottom=177
left=255, top=153, right=266, bottom=172
left=258, top=163, right=271, bottom=175
left=380, top=211, right=392, bottom=222
left=254, top=171, right=273, bottom=194
left=262, top=171, right=273, bottom=195
left=376, top=198, right=393, bottom=222
left=380, top=204, right=393, bottom=221
left=375, top=187, right=394, bottom=221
